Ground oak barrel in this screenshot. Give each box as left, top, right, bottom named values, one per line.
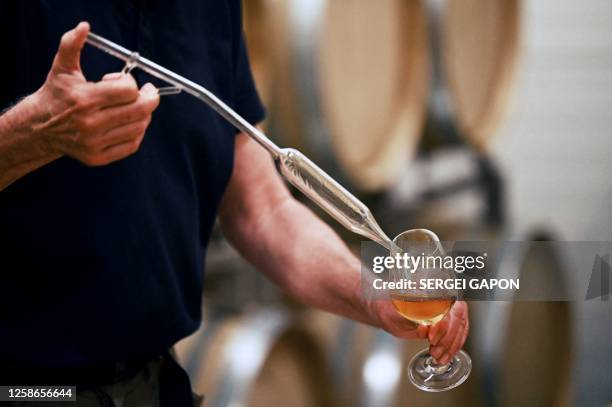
left=175, top=308, right=335, bottom=407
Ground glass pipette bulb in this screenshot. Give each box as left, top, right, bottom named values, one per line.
left=276, top=148, right=393, bottom=250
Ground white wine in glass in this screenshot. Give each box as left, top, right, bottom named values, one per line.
left=390, top=294, right=454, bottom=325
left=389, top=229, right=471, bottom=392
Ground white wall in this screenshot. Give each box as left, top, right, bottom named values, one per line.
left=491, top=1, right=612, bottom=404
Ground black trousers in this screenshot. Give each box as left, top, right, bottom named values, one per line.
left=1, top=353, right=200, bottom=407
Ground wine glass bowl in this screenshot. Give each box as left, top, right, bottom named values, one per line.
left=388, top=229, right=472, bottom=392
left=389, top=229, right=455, bottom=325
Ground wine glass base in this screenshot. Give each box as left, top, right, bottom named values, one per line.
left=408, top=349, right=472, bottom=392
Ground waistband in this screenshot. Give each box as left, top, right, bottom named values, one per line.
left=0, top=354, right=162, bottom=386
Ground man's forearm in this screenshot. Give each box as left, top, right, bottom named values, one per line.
left=220, top=134, right=428, bottom=340
left=0, top=92, right=60, bottom=191
left=221, top=195, right=381, bottom=327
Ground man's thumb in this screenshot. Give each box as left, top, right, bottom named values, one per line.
left=53, top=22, right=90, bottom=72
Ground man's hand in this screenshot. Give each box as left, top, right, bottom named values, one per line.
left=427, top=301, right=469, bottom=365
left=376, top=300, right=469, bottom=364
left=32, top=22, right=160, bottom=166
left=373, top=301, right=429, bottom=340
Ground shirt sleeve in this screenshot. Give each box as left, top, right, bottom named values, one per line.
left=232, top=32, right=267, bottom=127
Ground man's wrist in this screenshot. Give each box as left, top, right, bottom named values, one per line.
left=357, top=264, right=387, bottom=329
left=17, top=89, right=61, bottom=158
left=367, top=298, right=389, bottom=330
left=0, top=89, right=62, bottom=190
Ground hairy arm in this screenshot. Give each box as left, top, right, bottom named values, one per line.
left=0, top=95, right=61, bottom=190
left=220, top=134, right=428, bottom=337
left=220, top=134, right=469, bottom=363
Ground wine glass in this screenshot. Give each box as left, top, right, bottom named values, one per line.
left=388, top=229, right=471, bottom=392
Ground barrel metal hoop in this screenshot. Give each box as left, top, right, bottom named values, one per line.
left=214, top=308, right=290, bottom=407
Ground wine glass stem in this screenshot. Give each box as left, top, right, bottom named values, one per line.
left=424, top=355, right=452, bottom=375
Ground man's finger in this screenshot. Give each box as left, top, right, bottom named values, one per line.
left=102, top=72, right=124, bottom=81
left=437, top=307, right=463, bottom=351
left=53, top=22, right=90, bottom=73
left=85, top=74, right=140, bottom=107
left=102, top=135, right=144, bottom=159
left=429, top=343, right=444, bottom=361
left=428, top=318, right=448, bottom=346
left=430, top=323, right=463, bottom=364
left=100, top=84, right=158, bottom=126
left=437, top=318, right=467, bottom=365
left=99, top=118, right=149, bottom=147
left=417, top=324, right=429, bottom=340
left=83, top=86, right=157, bottom=136
left=448, top=316, right=468, bottom=357
left=85, top=137, right=143, bottom=167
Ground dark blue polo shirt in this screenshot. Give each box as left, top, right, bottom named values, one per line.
left=0, top=0, right=265, bottom=367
